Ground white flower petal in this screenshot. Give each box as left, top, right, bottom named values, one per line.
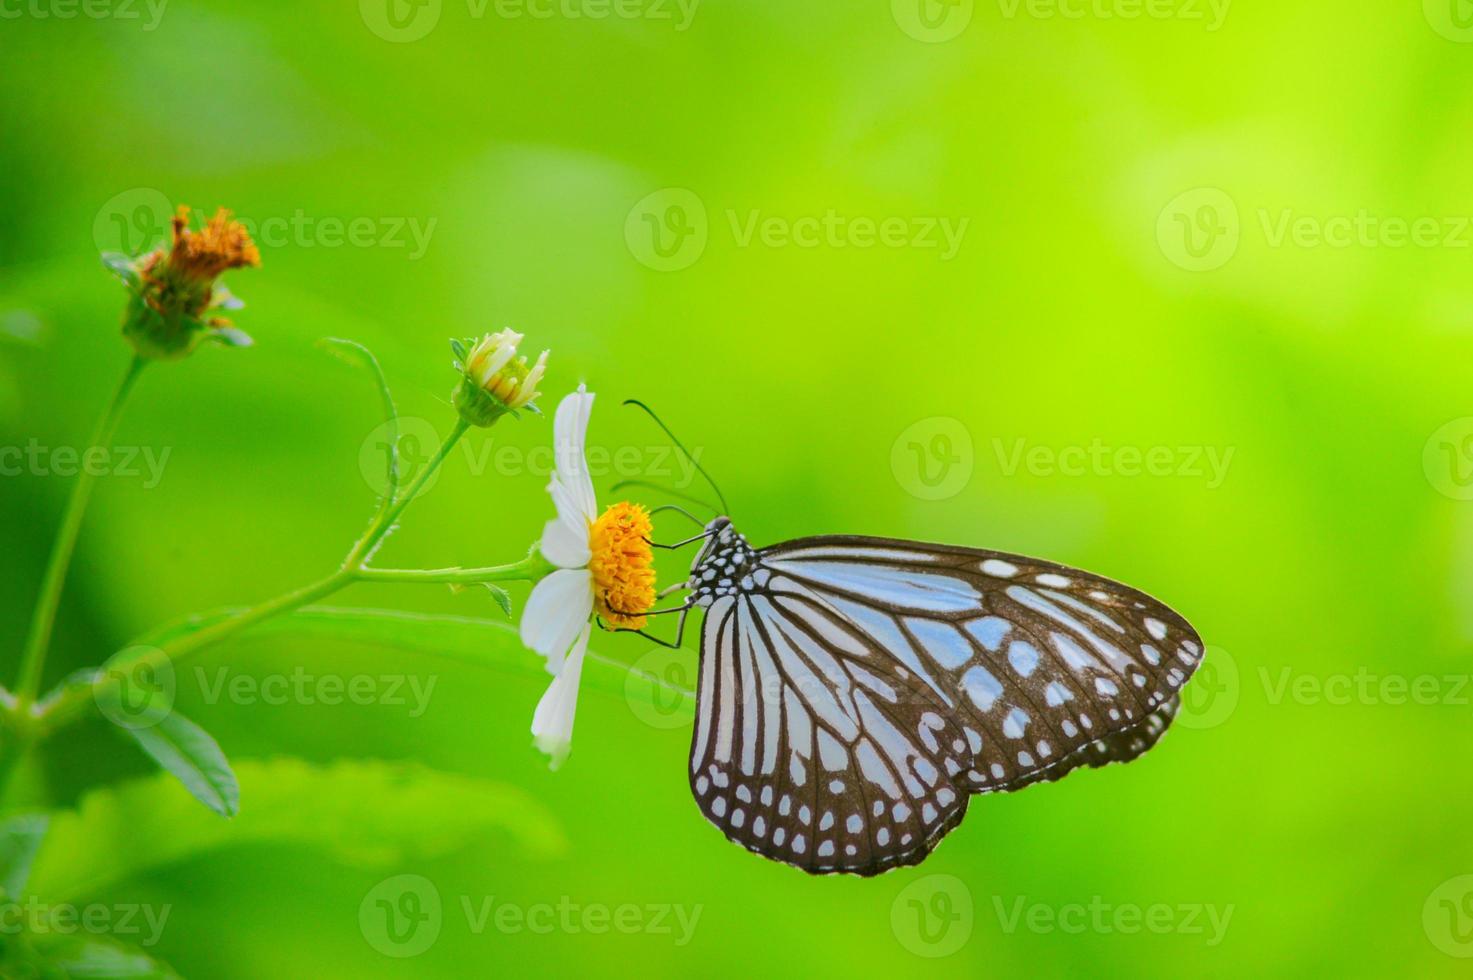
left=519, top=568, right=594, bottom=666
left=531, top=623, right=591, bottom=769
left=551, top=387, right=597, bottom=524
left=539, top=517, right=591, bottom=569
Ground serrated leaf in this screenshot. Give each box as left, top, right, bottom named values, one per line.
left=0, top=813, right=48, bottom=898
left=122, top=712, right=239, bottom=818
left=27, top=758, right=565, bottom=903
left=481, top=583, right=513, bottom=617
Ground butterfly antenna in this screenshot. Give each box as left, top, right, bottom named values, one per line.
left=622, top=399, right=730, bottom=515
left=609, top=480, right=719, bottom=516
left=647, top=504, right=709, bottom=529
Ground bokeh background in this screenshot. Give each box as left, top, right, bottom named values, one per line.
left=3, top=0, right=1473, bottom=975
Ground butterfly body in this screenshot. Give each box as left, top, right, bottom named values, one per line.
left=682, top=518, right=1203, bottom=877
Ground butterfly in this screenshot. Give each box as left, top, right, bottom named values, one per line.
left=660, top=519, right=1203, bottom=877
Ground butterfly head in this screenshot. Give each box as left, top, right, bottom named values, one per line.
left=689, top=517, right=760, bottom=608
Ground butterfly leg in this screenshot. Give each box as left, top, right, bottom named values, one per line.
left=647, top=530, right=715, bottom=551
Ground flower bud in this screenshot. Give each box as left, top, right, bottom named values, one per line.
left=103, top=205, right=260, bottom=361
left=451, top=330, right=549, bottom=427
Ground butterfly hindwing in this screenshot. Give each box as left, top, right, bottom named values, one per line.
left=686, top=530, right=1204, bottom=876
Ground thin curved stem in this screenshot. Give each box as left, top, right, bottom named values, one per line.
left=343, top=418, right=469, bottom=568
left=15, top=355, right=146, bottom=710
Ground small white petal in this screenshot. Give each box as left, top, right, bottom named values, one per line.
left=531, top=624, right=590, bottom=769
left=519, top=568, right=593, bottom=668
left=552, top=387, right=597, bottom=524
left=539, top=517, right=591, bottom=569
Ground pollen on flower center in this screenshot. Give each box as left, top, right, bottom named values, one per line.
left=588, top=502, right=656, bottom=630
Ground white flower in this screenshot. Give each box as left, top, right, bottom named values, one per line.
left=520, top=386, right=655, bottom=767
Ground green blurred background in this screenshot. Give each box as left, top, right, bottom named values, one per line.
left=3, top=0, right=1472, bottom=975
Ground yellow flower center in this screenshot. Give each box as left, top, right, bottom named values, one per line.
left=588, top=502, right=656, bottom=630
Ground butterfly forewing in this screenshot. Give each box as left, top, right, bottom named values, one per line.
left=687, top=530, right=1204, bottom=876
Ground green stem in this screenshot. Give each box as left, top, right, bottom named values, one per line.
left=37, top=569, right=355, bottom=735
left=15, top=355, right=147, bottom=710
left=343, top=418, right=469, bottom=568
left=357, top=554, right=551, bottom=585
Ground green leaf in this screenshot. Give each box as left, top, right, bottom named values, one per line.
left=0, top=813, right=49, bottom=898
left=121, top=712, right=240, bottom=818
left=99, top=251, right=141, bottom=289
left=206, top=326, right=254, bottom=348
left=480, top=583, right=513, bottom=617
left=119, top=605, right=693, bottom=717
left=318, top=337, right=399, bottom=503
left=28, top=758, right=565, bottom=904
left=246, top=607, right=695, bottom=715
left=21, top=934, right=182, bottom=979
